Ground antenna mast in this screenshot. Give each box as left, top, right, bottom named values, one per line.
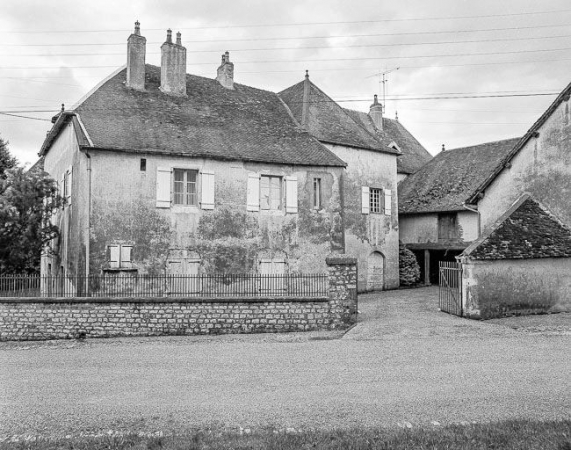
left=379, top=67, right=399, bottom=108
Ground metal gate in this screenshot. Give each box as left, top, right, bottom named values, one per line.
left=439, top=261, right=463, bottom=316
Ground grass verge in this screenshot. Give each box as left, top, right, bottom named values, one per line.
left=1, top=419, right=570, bottom=450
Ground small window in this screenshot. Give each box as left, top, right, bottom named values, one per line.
left=313, top=178, right=322, bottom=209
left=369, top=188, right=382, bottom=213
left=260, top=175, right=282, bottom=210
left=140, top=158, right=147, bottom=171
left=173, top=169, right=198, bottom=206
left=108, top=244, right=133, bottom=269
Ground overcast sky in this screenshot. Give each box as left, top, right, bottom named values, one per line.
left=2, top=0, right=571, bottom=166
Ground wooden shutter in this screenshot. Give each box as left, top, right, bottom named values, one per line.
left=200, top=171, right=215, bottom=210
left=66, top=166, right=72, bottom=205
left=120, top=245, right=132, bottom=265
left=108, top=245, right=120, bottom=268
left=361, top=186, right=370, bottom=214
left=384, top=189, right=392, bottom=215
left=156, top=167, right=171, bottom=208
left=284, top=176, right=298, bottom=213
left=246, top=173, right=260, bottom=211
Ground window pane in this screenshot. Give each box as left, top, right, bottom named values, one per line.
left=313, top=178, right=321, bottom=209
left=260, top=176, right=270, bottom=209
left=269, top=176, right=281, bottom=210
left=370, top=188, right=381, bottom=213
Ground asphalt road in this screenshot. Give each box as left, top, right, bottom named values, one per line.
left=1, top=287, right=570, bottom=439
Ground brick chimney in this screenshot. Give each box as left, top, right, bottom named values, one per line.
left=126, top=21, right=146, bottom=90
left=160, top=29, right=187, bottom=96
left=369, top=95, right=383, bottom=131
left=216, top=51, right=234, bottom=89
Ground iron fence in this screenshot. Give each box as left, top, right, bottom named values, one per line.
left=0, top=273, right=328, bottom=299
left=439, top=261, right=463, bottom=316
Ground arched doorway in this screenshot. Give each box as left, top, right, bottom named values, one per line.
left=367, top=251, right=385, bottom=291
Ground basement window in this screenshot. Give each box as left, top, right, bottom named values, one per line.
left=107, top=244, right=133, bottom=269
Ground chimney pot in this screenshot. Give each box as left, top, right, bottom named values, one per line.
left=442, top=144, right=446, bottom=152
left=305, top=69, right=309, bottom=79
left=216, top=50, right=235, bottom=90
left=369, top=94, right=383, bottom=131
left=126, top=21, right=146, bottom=90
left=160, top=28, right=187, bottom=96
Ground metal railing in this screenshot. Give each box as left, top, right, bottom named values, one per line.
left=0, top=273, right=328, bottom=299
left=439, top=261, right=463, bottom=316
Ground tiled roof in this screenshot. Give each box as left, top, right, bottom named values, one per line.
left=398, top=137, right=520, bottom=214
left=343, top=108, right=432, bottom=174
left=463, top=194, right=571, bottom=260
left=52, top=65, right=346, bottom=167
left=467, top=80, right=571, bottom=203
left=279, top=80, right=399, bottom=154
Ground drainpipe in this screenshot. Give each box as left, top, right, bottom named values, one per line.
left=462, top=202, right=480, bottom=238
left=82, top=149, right=92, bottom=295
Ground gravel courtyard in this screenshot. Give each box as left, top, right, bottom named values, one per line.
left=1, top=287, right=570, bottom=439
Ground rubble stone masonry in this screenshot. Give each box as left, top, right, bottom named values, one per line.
left=0, top=257, right=357, bottom=341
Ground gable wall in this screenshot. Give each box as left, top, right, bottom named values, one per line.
left=400, top=210, right=479, bottom=245
left=41, top=123, right=88, bottom=279
left=479, top=99, right=571, bottom=230
left=324, top=144, right=399, bottom=290
left=88, top=150, right=344, bottom=275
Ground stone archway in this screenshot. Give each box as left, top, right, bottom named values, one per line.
left=367, top=251, right=385, bottom=291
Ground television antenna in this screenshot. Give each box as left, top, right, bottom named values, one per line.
left=367, top=67, right=400, bottom=110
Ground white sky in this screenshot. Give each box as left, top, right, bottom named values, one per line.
left=1, top=0, right=571, bottom=166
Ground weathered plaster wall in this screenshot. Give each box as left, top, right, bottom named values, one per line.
left=41, top=123, right=87, bottom=281
left=457, top=211, right=479, bottom=242
left=88, top=150, right=344, bottom=275
left=324, top=144, right=399, bottom=290
left=400, top=211, right=478, bottom=245
left=462, top=258, right=571, bottom=319
left=400, top=214, right=438, bottom=243
left=479, top=99, right=571, bottom=230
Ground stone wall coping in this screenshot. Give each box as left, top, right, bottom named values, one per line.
left=326, top=255, right=358, bottom=266
left=0, top=296, right=329, bottom=304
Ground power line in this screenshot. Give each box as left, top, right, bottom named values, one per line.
left=2, top=46, right=571, bottom=71
left=2, top=23, right=571, bottom=46
left=2, top=9, right=571, bottom=34
left=0, top=111, right=52, bottom=121
left=5, top=33, right=571, bottom=57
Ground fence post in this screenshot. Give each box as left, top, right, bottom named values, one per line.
left=325, top=255, right=358, bottom=327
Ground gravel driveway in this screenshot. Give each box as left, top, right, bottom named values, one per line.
left=1, top=287, right=570, bottom=439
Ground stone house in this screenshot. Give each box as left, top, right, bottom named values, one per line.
left=398, top=137, right=520, bottom=284
left=39, top=23, right=348, bottom=284
left=459, top=194, right=571, bottom=318
left=400, top=78, right=571, bottom=294
left=279, top=76, right=431, bottom=291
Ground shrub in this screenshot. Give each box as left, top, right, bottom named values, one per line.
left=399, top=241, right=420, bottom=286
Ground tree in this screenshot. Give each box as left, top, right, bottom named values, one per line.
left=399, top=241, right=421, bottom=286
left=0, top=166, right=62, bottom=273
left=0, top=135, right=17, bottom=178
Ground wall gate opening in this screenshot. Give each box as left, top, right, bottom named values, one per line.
left=439, top=261, right=462, bottom=316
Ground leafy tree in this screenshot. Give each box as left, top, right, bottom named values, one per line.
left=0, top=166, right=62, bottom=274
left=0, top=135, right=17, bottom=178
left=399, top=241, right=420, bottom=286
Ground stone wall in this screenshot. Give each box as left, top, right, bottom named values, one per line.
left=461, top=258, right=571, bottom=319
left=0, top=257, right=358, bottom=341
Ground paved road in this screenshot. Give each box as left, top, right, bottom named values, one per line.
left=1, top=287, right=570, bottom=439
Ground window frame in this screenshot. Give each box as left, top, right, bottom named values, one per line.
left=260, top=174, right=283, bottom=211
left=313, top=177, right=322, bottom=210
left=172, top=168, right=199, bottom=207
left=369, top=187, right=383, bottom=214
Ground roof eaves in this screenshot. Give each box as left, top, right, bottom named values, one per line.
left=467, top=81, right=571, bottom=203
left=39, top=111, right=76, bottom=157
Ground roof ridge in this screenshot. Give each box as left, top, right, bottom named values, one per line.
left=447, top=137, right=521, bottom=152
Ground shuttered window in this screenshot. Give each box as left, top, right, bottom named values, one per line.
left=108, top=244, right=133, bottom=269
left=260, top=175, right=282, bottom=210
left=173, top=169, right=198, bottom=206
left=362, top=186, right=392, bottom=216
left=156, top=167, right=214, bottom=209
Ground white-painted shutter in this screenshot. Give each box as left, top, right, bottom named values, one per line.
left=156, top=167, right=171, bottom=208
left=200, top=171, right=215, bottom=210
left=120, top=245, right=132, bottom=265
left=284, top=176, right=298, bottom=213
left=108, top=245, right=120, bottom=268
left=361, top=186, right=370, bottom=214
left=246, top=173, right=260, bottom=211
left=66, top=166, right=72, bottom=205
left=60, top=174, right=65, bottom=200
left=384, top=189, right=392, bottom=215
